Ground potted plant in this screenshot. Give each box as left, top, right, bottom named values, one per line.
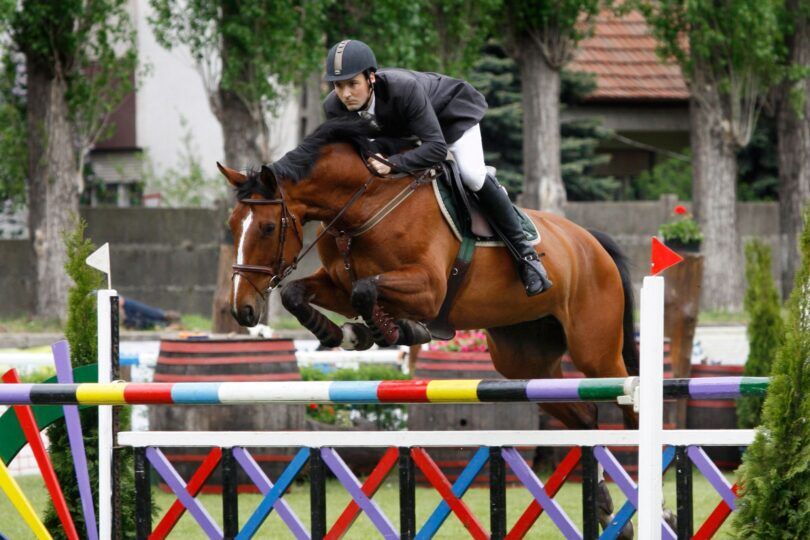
left=427, top=330, right=489, bottom=354
left=659, top=204, right=703, bottom=252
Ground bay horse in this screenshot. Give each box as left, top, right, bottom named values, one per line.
left=219, top=117, right=637, bottom=536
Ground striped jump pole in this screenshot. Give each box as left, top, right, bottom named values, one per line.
left=0, top=377, right=768, bottom=406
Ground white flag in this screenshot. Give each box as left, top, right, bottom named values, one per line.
left=86, top=243, right=111, bottom=289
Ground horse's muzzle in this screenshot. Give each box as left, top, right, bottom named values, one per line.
left=232, top=303, right=260, bottom=328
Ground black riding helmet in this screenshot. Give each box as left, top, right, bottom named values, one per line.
left=324, top=40, right=377, bottom=82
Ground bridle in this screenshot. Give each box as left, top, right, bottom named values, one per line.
left=231, top=173, right=378, bottom=299
left=230, top=181, right=303, bottom=300
left=231, top=155, right=436, bottom=300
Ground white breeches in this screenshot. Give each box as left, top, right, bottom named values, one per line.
left=448, top=124, right=488, bottom=192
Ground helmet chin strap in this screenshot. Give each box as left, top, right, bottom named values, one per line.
left=359, top=83, right=374, bottom=112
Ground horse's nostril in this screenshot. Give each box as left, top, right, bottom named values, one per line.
left=241, top=304, right=254, bottom=324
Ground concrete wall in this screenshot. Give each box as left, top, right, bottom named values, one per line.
left=566, top=199, right=782, bottom=295
left=0, top=208, right=220, bottom=318
left=0, top=201, right=783, bottom=318
left=84, top=208, right=221, bottom=315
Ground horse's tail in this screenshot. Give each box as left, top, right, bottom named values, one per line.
left=588, top=229, right=638, bottom=376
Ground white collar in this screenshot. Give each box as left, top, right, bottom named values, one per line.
left=359, top=92, right=375, bottom=117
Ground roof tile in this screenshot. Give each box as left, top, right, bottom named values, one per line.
left=569, top=10, right=689, bottom=101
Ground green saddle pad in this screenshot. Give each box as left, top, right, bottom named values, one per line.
left=433, top=179, right=540, bottom=246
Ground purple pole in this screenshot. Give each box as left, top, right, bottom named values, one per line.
left=53, top=340, right=99, bottom=540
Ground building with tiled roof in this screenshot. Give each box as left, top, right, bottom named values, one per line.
left=569, top=9, right=688, bottom=101
left=563, top=9, right=691, bottom=186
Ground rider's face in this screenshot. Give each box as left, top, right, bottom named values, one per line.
left=334, top=72, right=375, bottom=111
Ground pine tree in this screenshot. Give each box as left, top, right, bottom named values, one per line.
left=470, top=41, right=618, bottom=201
left=733, top=207, right=810, bottom=537
left=44, top=218, right=138, bottom=537
left=469, top=43, right=524, bottom=195
left=737, top=240, right=784, bottom=428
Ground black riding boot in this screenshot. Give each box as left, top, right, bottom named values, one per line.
left=476, top=174, right=553, bottom=296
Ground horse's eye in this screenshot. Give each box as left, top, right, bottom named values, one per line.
left=261, top=223, right=276, bottom=236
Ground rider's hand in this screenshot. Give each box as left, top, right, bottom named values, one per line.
left=367, top=153, right=391, bottom=176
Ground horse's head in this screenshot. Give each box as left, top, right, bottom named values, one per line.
left=218, top=162, right=304, bottom=327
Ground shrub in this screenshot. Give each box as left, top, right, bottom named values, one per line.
left=300, top=364, right=409, bottom=430
left=737, top=240, right=783, bottom=428
left=632, top=154, right=692, bottom=200
left=733, top=207, right=810, bottom=537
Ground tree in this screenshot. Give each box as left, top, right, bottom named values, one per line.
left=150, top=0, right=328, bottom=169
left=421, top=0, right=500, bottom=77
left=642, top=0, right=785, bottom=311
left=470, top=42, right=617, bottom=200
left=733, top=207, right=810, bottom=537
left=737, top=114, right=779, bottom=202
left=737, top=240, right=784, bottom=429
left=775, top=0, right=810, bottom=298
left=1, top=1, right=137, bottom=320
left=0, top=54, right=26, bottom=208
left=501, top=0, right=602, bottom=213
left=150, top=0, right=328, bottom=331
left=323, top=1, right=499, bottom=77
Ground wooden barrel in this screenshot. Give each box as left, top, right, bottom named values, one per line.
left=149, top=338, right=305, bottom=493
left=687, top=363, right=744, bottom=470
left=407, top=351, right=536, bottom=486
left=541, top=339, right=676, bottom=481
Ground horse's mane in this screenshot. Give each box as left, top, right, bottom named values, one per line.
left=236, top=117, right=378, bottom=199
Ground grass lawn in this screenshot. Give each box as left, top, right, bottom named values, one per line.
left=1, top=467, right=735, bottom=539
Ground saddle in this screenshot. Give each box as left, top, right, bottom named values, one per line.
left=427, top=158, right=540, bottom=340
left=434, top=159, right=539, bottom=246
left=438, top=159, right=495, bottom=239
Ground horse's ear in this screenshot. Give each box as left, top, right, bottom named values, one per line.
left=217, top=162, right=246, bottom=186
left=260, top=165, right=277, bottom=191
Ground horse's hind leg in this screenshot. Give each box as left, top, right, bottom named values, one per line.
left=487, top=318, right=633, bottom=540
left=562, top=292, right=639, bottom=431
left=562, top=302, right=639, bottom=538
left=487, top=317, right=600, bottom=430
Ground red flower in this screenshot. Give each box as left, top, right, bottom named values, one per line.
left=308, top=403, right=318, bottom=410
left=674, top=205, right=688, bottom=215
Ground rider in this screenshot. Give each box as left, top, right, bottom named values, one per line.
left=322, top=39, right=553, bottom=296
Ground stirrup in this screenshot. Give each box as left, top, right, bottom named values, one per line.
left=520, top=255, right=553, bottom=295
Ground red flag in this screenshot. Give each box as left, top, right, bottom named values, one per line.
left=650, top=237, right=684, bottom=275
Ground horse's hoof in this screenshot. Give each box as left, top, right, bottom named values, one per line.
left=396, top=320, right=432, bottom=345
left=663, top=507, right=677, bottom=532
left=616, top=520, right=634, bottom=540
left=596, top=480, right=614, bottom=517
left=340, top=323, right=374, bottom=351
left=596, top=479, right=634, bottom=539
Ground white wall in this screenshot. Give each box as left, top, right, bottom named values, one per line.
left=135, top=1, right=302, bottom=182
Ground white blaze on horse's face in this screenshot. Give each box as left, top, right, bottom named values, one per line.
left=232, top=210, right=254, bottom=308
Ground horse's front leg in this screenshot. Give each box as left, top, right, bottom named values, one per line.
left=350, top=266, right=440, bottom=347
left=280, top=269, right=374, bottom=350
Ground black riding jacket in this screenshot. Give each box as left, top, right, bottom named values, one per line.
left=323, top=68, right=487, bottom=172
